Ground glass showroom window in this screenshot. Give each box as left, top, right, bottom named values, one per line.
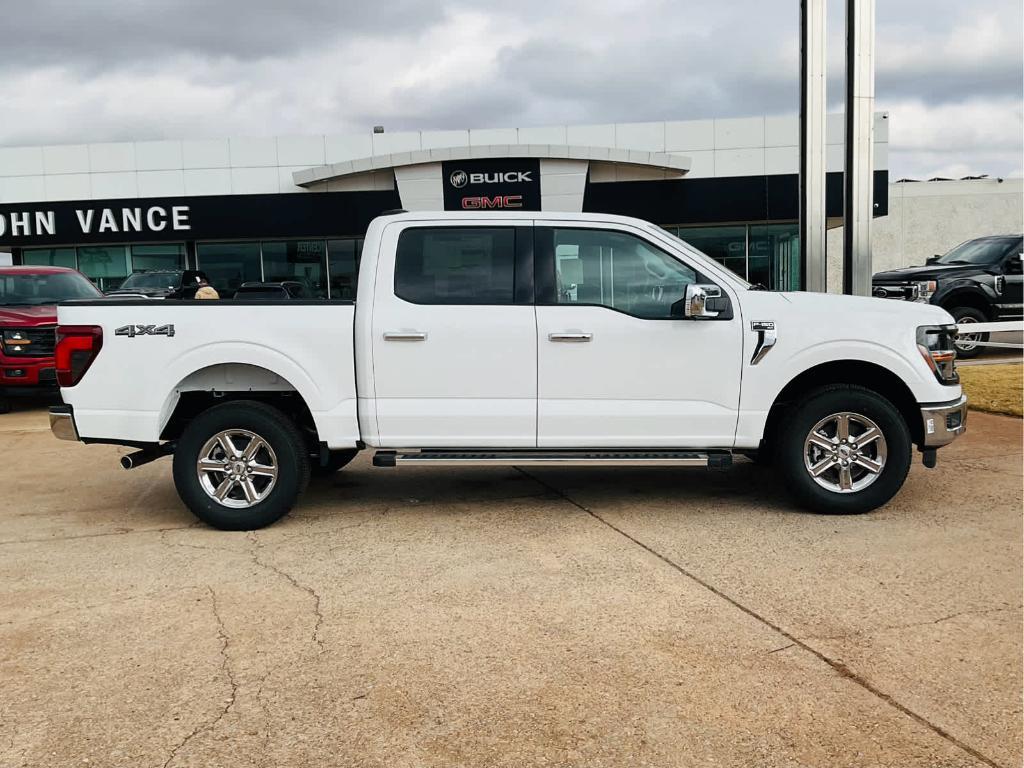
left=328, top=238, right=363, bottom=299
left=750, top=223, right=800, bottom=291
left=262, top=240, right=328, bottom=298
left=21, top=247, right=77, bottom=269
left=77, top=245, right=131, bottom=291
left=674, top=226, right=748, bottom=280
left=196, top=242, right=261, bottom=297
left=131, top=244, right=186, bottom=272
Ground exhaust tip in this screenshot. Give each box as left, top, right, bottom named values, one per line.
left=120, top=455, right=134, bottom=470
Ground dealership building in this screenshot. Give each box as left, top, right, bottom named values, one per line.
left=0, top=114, right=890, bottom=295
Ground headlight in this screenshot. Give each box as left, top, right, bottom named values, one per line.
left=914, top=280, right=937, bottom=302
left=1, top=330, right=33, bottom=353
left=917, top=325, right=959, bottom=384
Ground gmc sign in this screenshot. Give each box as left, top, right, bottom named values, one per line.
left=442, top=159, right=541, bottom=211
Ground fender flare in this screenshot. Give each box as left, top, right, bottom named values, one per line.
left=760, top=339, right=931, bottom=408
left=934, top=281, right=996, bottom=314
left=157, top=342, right=324, bottom=434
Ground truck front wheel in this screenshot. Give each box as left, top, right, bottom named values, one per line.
left=947, top=306, right=988, bottom=358
left=777, top=385, right=911, bottom=515
left=172, top=400, right=310, bottom=530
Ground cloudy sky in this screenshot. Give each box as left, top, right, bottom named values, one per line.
left=0, top=0, right=1020, bottom=179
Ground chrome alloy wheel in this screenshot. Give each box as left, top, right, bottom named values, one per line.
left=954, top=316, right=980, bottom=353
left=803, top=412, right=887, bottom=494
left=196, top=429, right=278, bottom=508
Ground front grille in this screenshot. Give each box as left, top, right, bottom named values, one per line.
left=872, top=284, right=917, bottom=300
left=1, top=326, right=57, bottom=357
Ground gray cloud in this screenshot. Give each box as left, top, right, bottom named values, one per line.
left=0, top=0, right=446, bottom=69
left=0, top=0, right=1019, bottom=178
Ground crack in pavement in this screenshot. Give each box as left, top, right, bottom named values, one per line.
left=247, top=531, right=326, bottom=654
left=0, top=524, right=199, bottom=547
left=0, top=586, right=205, bottom=628
left=162, top=586, right=239, bottom=768
left=514, top=467, right=1007, bottom=768
left=255, top=675, right=273, bottom=768
left=807, top=605, right=1024, bottom=642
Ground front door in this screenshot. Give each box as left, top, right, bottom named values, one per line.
left=534, top=223, right=743, bottom=448
left=368, top=221, right=537, bottom=447
left=998, top=246, right=1023, bottom=319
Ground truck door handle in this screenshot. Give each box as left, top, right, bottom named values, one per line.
left=383, top=331, right=427, bottom=342
left=548, top=332, right=593, bottom=342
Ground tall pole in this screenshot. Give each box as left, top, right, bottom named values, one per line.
left=800, top=0, right=828, bottom=292
left=843, top=0, right=875, bottom=295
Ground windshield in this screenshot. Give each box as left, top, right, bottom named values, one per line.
left=0, top=272, right=102, bottom=306
left=652, top=227, right=753, bottom=288
left=120, top=272, right=181, bottom=290
left=935, top=237, right=1019, bottom=266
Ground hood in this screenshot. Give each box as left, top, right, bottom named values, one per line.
left=0, top=304, right=58, bottom=326
left=775, top=290, right=953, bottom=326
left=873, top=262, right=993, bottom=282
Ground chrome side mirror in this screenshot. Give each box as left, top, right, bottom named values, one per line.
left=678, top=283, right=727, bottom=319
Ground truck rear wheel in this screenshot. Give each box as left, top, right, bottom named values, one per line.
left=778, top=385, right=911, bottom=515
left=172, top=400, right=310, bottom=530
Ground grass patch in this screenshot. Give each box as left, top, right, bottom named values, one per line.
left=958, top=363, right=1023, bottom=417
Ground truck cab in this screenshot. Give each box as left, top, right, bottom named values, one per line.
left=50, top=211, right=967, bottom=529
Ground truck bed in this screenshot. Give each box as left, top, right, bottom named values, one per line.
left=57, top=299, right=359, bottom=447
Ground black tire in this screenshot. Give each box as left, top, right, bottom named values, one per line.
left=947, top=306, right=988, bottom=359
left=0, top=397, right=10, bottom=415
left=777, top=384, right=912, bottom=515
left=172, top=400, right=310, bottom=530
left=310, top=448, right=359, bottom=477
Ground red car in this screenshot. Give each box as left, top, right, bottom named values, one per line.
left=0, top=266, right=102, bottom=413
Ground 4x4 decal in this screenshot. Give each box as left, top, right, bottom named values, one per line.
left=115, top=324, right=175, bottom=338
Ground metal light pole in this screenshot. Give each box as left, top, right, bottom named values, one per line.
left=843, top=0, right=876, bottom=295
left=799, top=0, right=828, bottom=292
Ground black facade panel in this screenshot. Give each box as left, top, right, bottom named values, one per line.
left=583, top=170, right=889, bottom=224
left=0, top=190, right=401, bottom=248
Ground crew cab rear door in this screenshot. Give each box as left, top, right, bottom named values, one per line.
left=533, top=221, right=743, bottom=448
left=368, top=220, right=537, bottom=447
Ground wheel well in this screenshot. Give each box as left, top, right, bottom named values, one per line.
left=763, top=361, right=922, bottom=449
left=939, top=290, right=992, bottom=320
left=160, top=363, right=319, bottom=445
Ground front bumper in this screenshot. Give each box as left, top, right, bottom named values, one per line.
left=0, top=356, right=57, bottom=394
left=49, top=405, right=79, bottom=441
left=920, top=395, right=968, bottom=447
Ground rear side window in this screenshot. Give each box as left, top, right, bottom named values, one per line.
left=395, top=227, right=515, bottom=305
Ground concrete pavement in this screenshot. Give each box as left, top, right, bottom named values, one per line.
left=1, top=405, right=1020, bottom=767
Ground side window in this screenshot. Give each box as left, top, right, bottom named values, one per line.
left=551, top=228, right=698, bottom=319
left=395, top=227, right=516, bottom=305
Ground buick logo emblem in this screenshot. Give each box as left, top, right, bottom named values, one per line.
left=450, top=170, right=468, bottom=189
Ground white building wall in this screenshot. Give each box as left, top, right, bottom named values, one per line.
left=825, top=177, right=1023, bottom=293
left=0, top=114, right=889, bottom=204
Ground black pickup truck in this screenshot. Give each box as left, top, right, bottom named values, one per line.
left=105, top=269, right=209, bottom=300
left=872, top=234, right=1023, bottom=357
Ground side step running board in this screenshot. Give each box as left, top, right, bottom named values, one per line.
left=373, top=450, right=732, bottom=469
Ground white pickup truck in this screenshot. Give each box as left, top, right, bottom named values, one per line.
left=49, top=211, right=967, bottom=530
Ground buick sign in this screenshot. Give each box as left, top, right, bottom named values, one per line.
left=442, top=159, right=541, bottom=211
